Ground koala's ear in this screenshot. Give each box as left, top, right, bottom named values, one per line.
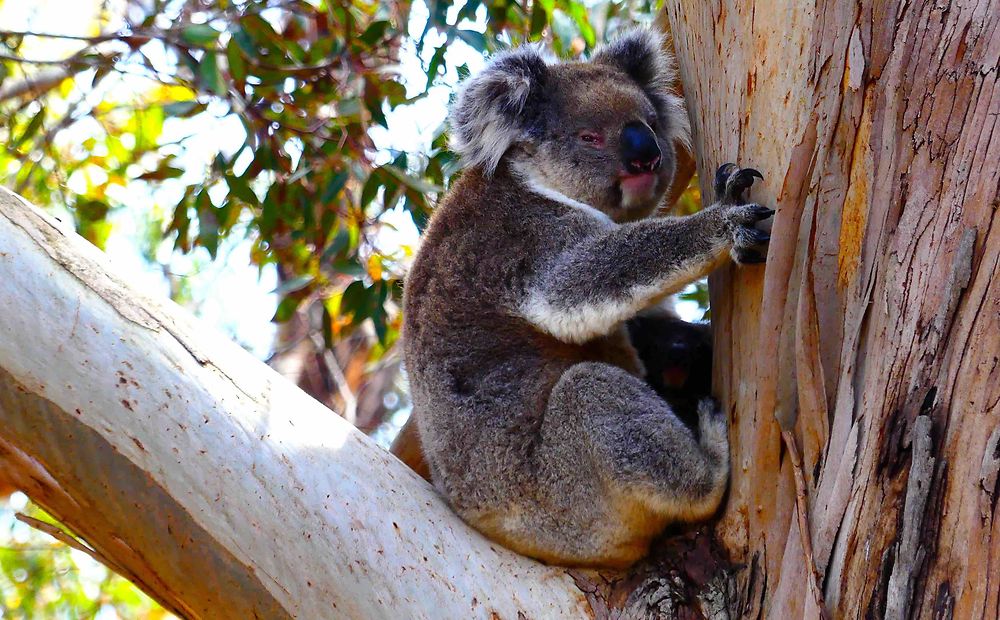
left=592, top=28, right=674, bottom=91
left=449, top=45, right=549, bottom=175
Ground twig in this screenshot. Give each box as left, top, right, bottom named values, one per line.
left=0, top=66, right=74, bottom=101
left=14, top=514, right=131, bottom=579
left=781, top=429, right=829, bottom=620
left=309, top=331, right=358, bottom=425
left=0, top=52, right=84, bottom=65
left=0, top=29, right=125, bottom=43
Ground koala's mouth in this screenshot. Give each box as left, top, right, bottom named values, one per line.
left=618, top=172, right=659, bottom=207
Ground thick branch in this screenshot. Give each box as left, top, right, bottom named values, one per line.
left=0, top=187, right=590, bottom=618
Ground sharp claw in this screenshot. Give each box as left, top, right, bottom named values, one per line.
left=754, top=206, right=776, bottom=220
left=743, top=168, right=764, bottom=181
left=714, top=163, right=738, bottom=200
left=750, top=228, right=771, bottom=244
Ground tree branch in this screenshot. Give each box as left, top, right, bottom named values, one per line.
left=0, top=187, right=592, bottom=618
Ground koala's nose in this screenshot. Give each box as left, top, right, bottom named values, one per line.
left=620, top=122, right=661, bottom=175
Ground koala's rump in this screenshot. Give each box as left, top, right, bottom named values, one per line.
left=406, top=307, right=646, bottom=514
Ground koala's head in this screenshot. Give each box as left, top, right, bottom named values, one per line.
left=449, top=29, right=690, bottom=222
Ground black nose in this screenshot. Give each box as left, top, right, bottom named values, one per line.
left=620, top=122, right=661, bottom=174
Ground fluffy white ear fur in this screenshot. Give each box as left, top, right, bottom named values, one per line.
left=592, top=28, right=691, bottom=153
left=448, top=44, right=550, bottom=175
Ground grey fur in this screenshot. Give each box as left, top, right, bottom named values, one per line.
left=404, top=29, right=772, bottom=568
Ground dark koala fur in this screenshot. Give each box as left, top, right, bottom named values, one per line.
left=403, top=29, right=771, bottom=568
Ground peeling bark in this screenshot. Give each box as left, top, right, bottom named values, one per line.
left=667, top=0, right=1000, bottom=616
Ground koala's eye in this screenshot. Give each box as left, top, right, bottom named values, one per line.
left=578, top=131, right=604, bottom=147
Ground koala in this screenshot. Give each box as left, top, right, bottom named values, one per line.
left=401, top=29, right=772, bottom=568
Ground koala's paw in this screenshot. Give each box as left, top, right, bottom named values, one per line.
left=714, top=164, right=773, bottom=265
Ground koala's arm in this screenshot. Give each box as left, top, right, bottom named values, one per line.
left=522, top=165, right=771, bottom=343
left=522, top=211, right=717, bottom=343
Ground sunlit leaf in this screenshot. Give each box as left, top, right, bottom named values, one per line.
left=181, top=24, right=220, bottom=47
left=272, top=294, right=303, bottom=322
left=273, top=274, right=314, bottom=295
left=136, top=165, right=184, bottom=181
left=198, top=52, right=226, bottom=96
left=456, top=29, right=487, bottom=52
left=226, top=40, right=247, bottom=83
left=13, top=108, right=45, bottom=150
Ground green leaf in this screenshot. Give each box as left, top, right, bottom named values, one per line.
left=456, top=29, right=487, bottom=52
left=321, top=170, right=349, bottom=203
left=13, top=108, right=45, bottom=149
left=382, top=164, right=443, bottom=195
left=568, top=3, right=596, bottom=47
left=162, top=101, right=203, bottom=117
left=136, top=165, right=184, bottom=181
left=337, top=98, right=362, bottom=118
left=195, top=190, right=220, bottom=258
left=330, top=257, right=367, bottom=278
left=425, top=44, right=447, bottom=89
left=226, top=173, right=257, bottom=205
left=226, top=39, right=247, bottom=83
left=530, top=2, right=548, bottom=37
left=456, top=0, right=483, bottom=23
left=181, top=24, right=220, bottom=47
left=273, top=274, right=314, bottom=295
left=340, top=280, right=369, bottom=319
left=259, top=193, right=277, bottom=235
left=199, top=52, right=226, bottom=95
left=231, top=27, right=257, bottom=57
left=75, top=198, right=110, bottom=221
left=359, top=20, right=390, bottom=47
left=272, top=295, right=302, bottom=322
left=360, top=171, right=382, bottom=207
left=167, top=190, right=193, bottom=253
left=321, top=225, right=352, bottom=262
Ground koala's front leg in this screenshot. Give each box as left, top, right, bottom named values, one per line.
left=521, top=164, right=771, bottom=344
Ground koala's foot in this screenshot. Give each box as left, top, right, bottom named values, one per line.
left=696, top=397, right=729, bottom=466
left=714, top=163, right=773, bottom=265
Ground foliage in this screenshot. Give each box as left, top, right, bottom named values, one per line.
left=0, top=0, right=665, bottom=354
left=0, top=494, right=174, bottom=618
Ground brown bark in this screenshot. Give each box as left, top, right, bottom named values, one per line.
left=666, top=0, right=1000, bottom=617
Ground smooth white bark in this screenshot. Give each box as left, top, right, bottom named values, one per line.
left=0, top=187, right=590, bottom=619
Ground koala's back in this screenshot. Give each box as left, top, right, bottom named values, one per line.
left=403, top=165, right=641, bottom=517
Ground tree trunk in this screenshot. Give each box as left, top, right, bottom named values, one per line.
left=666, top=0, right=1000, bottom=617
left=0, top=188, right=590, bottom=618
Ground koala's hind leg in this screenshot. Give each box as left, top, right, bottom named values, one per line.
left=539, top=362, right=729, bottom=564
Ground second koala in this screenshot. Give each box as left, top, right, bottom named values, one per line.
left=403, top=29, right=772, bottom=568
